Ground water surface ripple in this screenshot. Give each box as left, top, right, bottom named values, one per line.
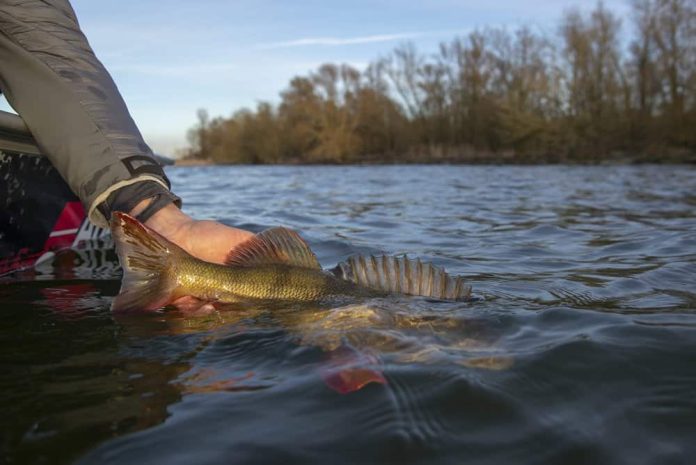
left=1, top=165, right=695, bottom=465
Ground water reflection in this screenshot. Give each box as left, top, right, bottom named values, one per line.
left=2, top=165, right=696, bottom=465
left=0, top=281, right=184, bottom=464
left=114, top=295, right=511, bottom=395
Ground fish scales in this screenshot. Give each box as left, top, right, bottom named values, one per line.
left=109, top=212, right=471, bottom=312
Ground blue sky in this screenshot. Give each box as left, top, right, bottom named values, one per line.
left=1, top=0, right=631, bottom=156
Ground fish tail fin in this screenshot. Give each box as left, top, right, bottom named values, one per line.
left=334, top=254, right=471, bottom=301
left=110, top=212, right=183, bottom=311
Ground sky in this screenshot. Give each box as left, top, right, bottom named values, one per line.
left=0, top=0, right=631, bottom=156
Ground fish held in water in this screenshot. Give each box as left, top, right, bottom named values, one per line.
left=110, top=212, right=471, bottom=312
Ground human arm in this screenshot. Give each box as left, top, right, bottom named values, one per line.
left=0, top=0, right=253, bottom=265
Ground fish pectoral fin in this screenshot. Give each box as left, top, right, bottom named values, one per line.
left=224, top=227, right=321, bottom=269
left=320, top=346, right=387, bottom=394
left=322, top=367, right=387, bottom=394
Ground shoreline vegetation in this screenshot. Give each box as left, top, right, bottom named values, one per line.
left=180, top=1, right=696, bottom=166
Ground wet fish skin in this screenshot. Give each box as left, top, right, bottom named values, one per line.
left=110, top=212, right=470, bottom=312
left=171, top=257, right=374, bottom=303
left=110, top=213, right=379, bottom=311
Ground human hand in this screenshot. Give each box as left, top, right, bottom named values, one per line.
left=138, top=202, right=254, bottom=265
left=130, top=200, right=255, bottom=311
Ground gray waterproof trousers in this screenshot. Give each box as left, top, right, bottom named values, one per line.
left=0, top=0, right=179, bottom=228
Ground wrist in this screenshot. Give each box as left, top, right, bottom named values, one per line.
left=130, top=200, right=194, bottom=243
left=99, top=180, right=180, bottom=227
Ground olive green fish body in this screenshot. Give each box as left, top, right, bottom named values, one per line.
left=110, top=213, right=470, bottom=312
left=174, top=258, right=371, bottom=303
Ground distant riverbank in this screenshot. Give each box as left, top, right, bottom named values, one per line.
left=175, top=149, right=696, bottom=166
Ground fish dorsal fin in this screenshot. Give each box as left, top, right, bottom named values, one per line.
left=333, top=254, right=472, bottom=301
left=224, top=227, right=321, bottom=269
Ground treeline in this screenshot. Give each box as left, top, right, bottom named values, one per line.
left=184, top=0, right=696, bottom=164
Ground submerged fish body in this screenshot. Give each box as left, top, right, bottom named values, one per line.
left=110, top=212, right=474, bottom=393
left=110, top=212, right=471, bottom=312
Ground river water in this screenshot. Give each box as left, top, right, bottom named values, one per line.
left=1, top=165, right=695, bottom=465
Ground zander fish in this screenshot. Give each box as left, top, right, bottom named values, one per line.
left=110, top=212, right=471, bottom=312
left=110, top=212, right=472, bottom=393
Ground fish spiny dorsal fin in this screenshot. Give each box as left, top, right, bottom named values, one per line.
left=335, top=254, right=472, bottom=301
left=224, top=227, right=321, bottom=269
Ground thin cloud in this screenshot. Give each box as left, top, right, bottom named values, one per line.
left=110, top=63, right=237, bottom=77
left=258, top=32, right=425, bottom=49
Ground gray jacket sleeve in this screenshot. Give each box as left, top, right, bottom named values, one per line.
left=0, top=0, right=178, bottom=228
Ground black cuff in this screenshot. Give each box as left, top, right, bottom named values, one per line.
left=98, top=180, right=182, bottom=223
left=134, top=192, right=177, bottom=223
